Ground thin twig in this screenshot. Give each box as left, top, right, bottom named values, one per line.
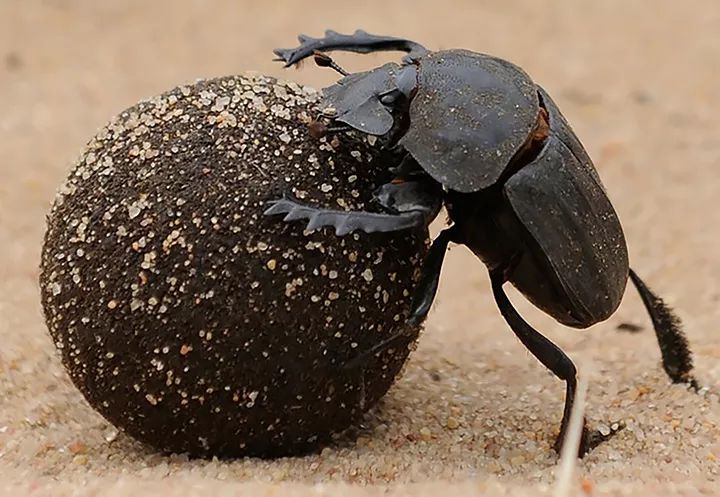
left=554, top=363, right=589, bottom=497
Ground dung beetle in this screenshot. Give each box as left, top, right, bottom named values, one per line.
left=264, top=30, right=697, bottom=455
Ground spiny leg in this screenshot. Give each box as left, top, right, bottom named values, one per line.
left=266, top=175, right=444, bottom=369
left=629, top=269, right=698, bottom=389
left=264, top=174, right=442, bottom=236
left=274, top=29, right=428, bottom=67
left=264, top=194, right=425, bottom=236
left=489, top=270, right=616, bottom=455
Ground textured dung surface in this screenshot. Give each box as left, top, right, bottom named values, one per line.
left=1, top=1, right=719, bottom=496
left=38, top=74, right=428, bottom=457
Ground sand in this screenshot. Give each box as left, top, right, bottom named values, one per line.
left=1, top=1, right=718, bottom=495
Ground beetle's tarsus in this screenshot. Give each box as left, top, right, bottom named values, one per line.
left=263, top=195, right=425, bottom=236
left=273, top=30, right=428, bottom=68
left=628, top=269, right=698, bottom=389
left=555, top=419, right=621, bottom=456
left=341, top=331, right=416, bottom=371
left=580, top=421, right=624, bottom=456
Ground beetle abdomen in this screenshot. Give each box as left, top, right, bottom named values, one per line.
left=401, top=50, right=539, bottom=193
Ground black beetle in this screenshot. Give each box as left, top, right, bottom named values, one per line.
left=264, top=30, right=697, bottom=454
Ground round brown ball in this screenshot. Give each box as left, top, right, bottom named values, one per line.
left=40, top=74, right=429, bottom=457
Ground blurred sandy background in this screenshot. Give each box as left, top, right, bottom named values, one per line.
left=1, top=1, right=719, bottom=495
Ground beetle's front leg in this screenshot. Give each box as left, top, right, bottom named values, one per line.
left=263, top=177, right=442, bottom=236
left=274, top=29, right=428, bottom=67
left=264, top=195, right=424, bottom=236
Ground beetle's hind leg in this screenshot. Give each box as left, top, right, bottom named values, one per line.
left=273, top=29, right=428, bottom=67
left=628, top=269, right=698, bottom=389
left=489, top=270, right=618, bottom=456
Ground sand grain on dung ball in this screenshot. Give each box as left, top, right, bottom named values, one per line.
left=39, top=74, right=429, bottom=457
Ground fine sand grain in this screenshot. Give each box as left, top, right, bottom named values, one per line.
left=1, top=1, right=719, bottom=495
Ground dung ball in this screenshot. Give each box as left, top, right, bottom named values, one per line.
left=39, top=74, right=429, bottom=457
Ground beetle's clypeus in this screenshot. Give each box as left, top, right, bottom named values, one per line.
left=265, top=29, right=698, bottom=455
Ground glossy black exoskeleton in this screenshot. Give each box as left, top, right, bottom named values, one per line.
left=264, top=30, right=697, bottom=455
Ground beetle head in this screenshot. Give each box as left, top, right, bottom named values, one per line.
left=322, top=63, right=417, bottom=136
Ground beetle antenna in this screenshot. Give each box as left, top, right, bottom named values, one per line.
left=313, top=51, right=349, bottom=76
left=307, top=119, right=352, bottom=139
left=326, top=125, right=352, bottom=133
left=628, top=269, right=698, bottom=389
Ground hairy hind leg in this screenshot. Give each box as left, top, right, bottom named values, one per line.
left=628, top=269, right=698, bottom=389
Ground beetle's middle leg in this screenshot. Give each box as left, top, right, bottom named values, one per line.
left=341, top=227, right=459, bottom=371
left=489, top=269, right=617, bottom=456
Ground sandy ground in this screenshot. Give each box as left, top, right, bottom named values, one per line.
left=1, top=1, right=719, bottom=495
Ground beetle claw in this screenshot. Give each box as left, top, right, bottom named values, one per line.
left=282, top=209, right=308, bottom=222
left=306, top=214, right=324, bottom=231
left=336, top=223, right=352, bottom=237
left=578, top=421, right=625, bottom=456
left=272, top=48, right=295, bottom=65
left=262, top=197, right=292, bottom=215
